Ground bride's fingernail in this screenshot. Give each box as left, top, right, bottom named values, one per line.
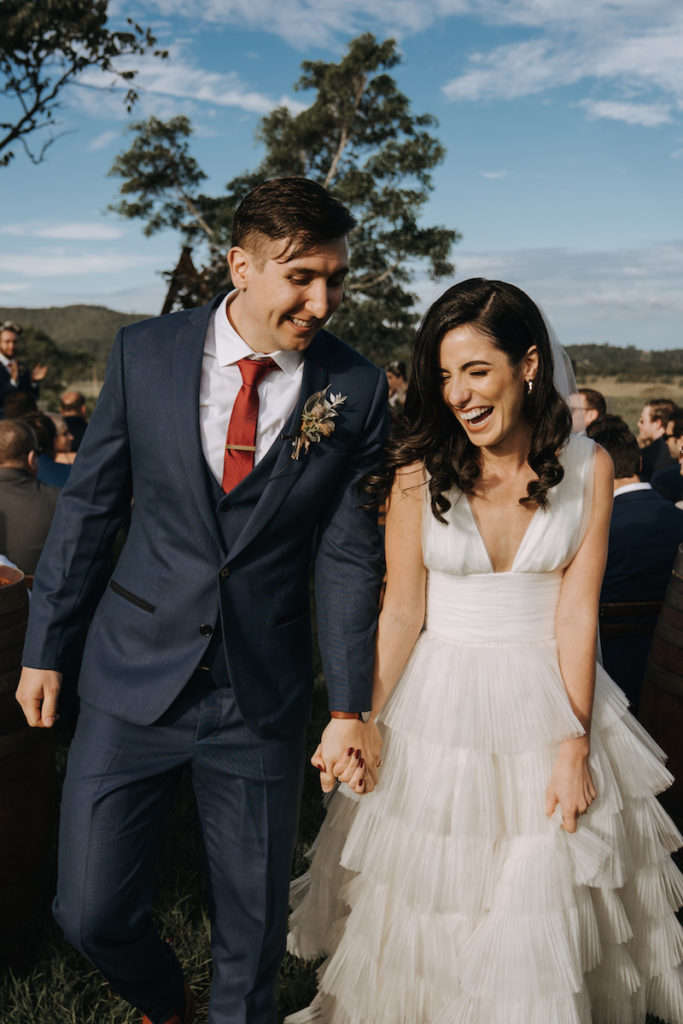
left=346, top=747, right=354, bottom=756
left=358, top=757, right=365, bottom=768
left=354, top=749, right=361, bottom=759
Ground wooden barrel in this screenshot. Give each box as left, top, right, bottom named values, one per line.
left=0, top=565, right=56, bottom=947
left=638, top=544, right=683, bottom=820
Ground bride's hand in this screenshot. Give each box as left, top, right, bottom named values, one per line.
left=545, top=736, right=597, bottom=833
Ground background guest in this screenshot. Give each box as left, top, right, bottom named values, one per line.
left=385, top=359, right=408, bottom=415
left=21, top=411, right=71, bottom=488
left=588, top=414, right=683, bottom=709
left=572, top=387, right=606, bottom=429
left=0, top=418, right=59, bottom=574
left=49, top=413, right=76, bottom=465
left=652, top=409, right=683, bottom=504
left=0, top=321, right=48, bottom=418
left=60, top=389, right=89, bottom=452
left=637, top=397, right=677, bottom=480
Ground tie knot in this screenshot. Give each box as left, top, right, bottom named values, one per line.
left=237, top=357, right=276, bottom=387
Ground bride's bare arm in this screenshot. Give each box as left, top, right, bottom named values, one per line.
left=371, top=464, right=428, bottom=718
left=547, top=443, right=614, bottom=832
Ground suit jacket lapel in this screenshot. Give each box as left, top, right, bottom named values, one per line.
left=227, top=343, right=330, bottom=563
left=172, top=296, right=225, bottom=551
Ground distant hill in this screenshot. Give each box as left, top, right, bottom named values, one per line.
left=0, top=304, right=153, bottom=370
left=1, top=306, right=682, bottom=383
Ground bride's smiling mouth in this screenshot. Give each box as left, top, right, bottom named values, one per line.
left=459, top=406, right=494, bottom=428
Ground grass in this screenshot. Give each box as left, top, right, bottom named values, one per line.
left=0, top=687, right=328, bottom=1024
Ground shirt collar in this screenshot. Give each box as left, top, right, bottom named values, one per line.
left=214, top=292, right=303, bottom=377
left=614, top=481, right=652, bottom=497
left=0, top=352, right=10, bottom=369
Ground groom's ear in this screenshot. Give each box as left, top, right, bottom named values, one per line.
left=227, top=246, right=250, bottom=291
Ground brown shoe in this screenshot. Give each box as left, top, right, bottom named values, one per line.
left=141, top=984, right=195, bottom=1024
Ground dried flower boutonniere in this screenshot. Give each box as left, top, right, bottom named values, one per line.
left=289, top=386, right=347, bottom=460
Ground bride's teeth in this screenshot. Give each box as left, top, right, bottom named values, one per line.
left=462, top=407, right=492, bottom=422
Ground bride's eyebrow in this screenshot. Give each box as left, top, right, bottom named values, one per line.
left=462, top=359, right=492, bottom=369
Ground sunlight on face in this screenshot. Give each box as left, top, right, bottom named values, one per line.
left=439, top=324, right=537, bottom=453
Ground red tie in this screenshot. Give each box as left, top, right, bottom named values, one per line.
left=222, top=357, right=276, bottom=492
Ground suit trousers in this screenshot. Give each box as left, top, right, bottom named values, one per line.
left=54, top=672, right=307, bottom=1024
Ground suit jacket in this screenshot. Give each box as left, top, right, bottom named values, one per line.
left=599, top=486, right=683, bottom=707
left=22, top=296, right=389, bottom=737
left=640, top=436, right=675, bottom=482
left=600, top=487, right=683, bottom=604
left=0, top=468, right=59, bottom=573
left=0, top=361, right=38, bottom=416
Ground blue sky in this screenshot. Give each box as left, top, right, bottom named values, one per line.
left=1, top=0, right=682, bottom=350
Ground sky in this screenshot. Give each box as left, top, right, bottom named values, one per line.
left=1, top=0, right=682, bottom=350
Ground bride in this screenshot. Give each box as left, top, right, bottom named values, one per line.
left=286, top=279, right=683, bottom=1023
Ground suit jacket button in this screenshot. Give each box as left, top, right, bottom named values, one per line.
left=199, top=624, right=213, bottom=637
left=220, top=566, right=230, bottom=579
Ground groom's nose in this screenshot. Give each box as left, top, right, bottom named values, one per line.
left=304, top=279, right=332, bottom=320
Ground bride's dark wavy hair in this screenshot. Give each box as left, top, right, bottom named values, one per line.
left=366, top=278, right=572, bottom=521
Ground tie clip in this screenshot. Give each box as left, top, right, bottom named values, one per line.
left=225, top=444, right=257, bottom=452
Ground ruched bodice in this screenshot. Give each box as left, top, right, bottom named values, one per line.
left=425, top=569, right=563, bottom=644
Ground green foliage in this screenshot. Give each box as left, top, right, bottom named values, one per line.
left=0, top=0, right=166, bottom=166
left=0, top=303, right=149, bottom=377
left=109, top=116, right=210, bottom=238
left=19, top=325, right=94, bottom=408
left=566, top=343, right=683, bottom=381
left=109, top=33, right=459, bottom=364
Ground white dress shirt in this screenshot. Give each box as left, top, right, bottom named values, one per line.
left=0, top=352, right=18, bottom=387
left=613, top=482, right=652, bottom=498
left=199, top=292, right=305, bottom=484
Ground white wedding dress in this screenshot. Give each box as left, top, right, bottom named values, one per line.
left=286, top=434, right=683, bottom=1024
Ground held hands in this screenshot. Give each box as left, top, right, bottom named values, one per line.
left=545, top=735, right=597, bottom=833
left=312, top=717, right=382, bottom=795
left=16, top=667, right=63, bottom=728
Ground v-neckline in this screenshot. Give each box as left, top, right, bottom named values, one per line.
left=464, top=494, right=541, bottom=575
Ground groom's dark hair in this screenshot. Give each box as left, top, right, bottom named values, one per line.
left=232, top=177, right=356, bottom=261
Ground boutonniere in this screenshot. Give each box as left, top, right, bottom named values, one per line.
left=288, top=386, right=347, bottom=460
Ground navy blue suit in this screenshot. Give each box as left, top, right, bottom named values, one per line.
left=22, top=295, right=388, bottom=1023
left=600, top=486, right=683, bottom=708
left=0, top=360, right=38, bottom=416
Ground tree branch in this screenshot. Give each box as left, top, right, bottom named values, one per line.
left=347, top=262, right=399, bottom=291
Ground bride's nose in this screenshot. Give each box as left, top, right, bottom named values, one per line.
left=445, top=377, right=469, bottom=408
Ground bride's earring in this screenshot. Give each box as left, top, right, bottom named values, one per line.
left=526, top=379, right=534, bottom=395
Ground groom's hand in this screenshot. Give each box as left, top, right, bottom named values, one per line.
left=16, top=667, right=63, bottom=728
left=313, top=717, right=382, bottom=795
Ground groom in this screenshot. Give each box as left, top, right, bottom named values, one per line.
left=16, top=177, right=387, bottom=1024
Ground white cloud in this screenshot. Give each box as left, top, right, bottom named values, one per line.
left=481, top=170, right=508, bottom=179
left=88, top=131, right=120, bottom=151
left=0, top=251, right=158, bottom=278
left=441, top=3, right=683, bottom=119
left=74, top=46, right=306, bottom=119
left=0, top=283, right=30, bottom=293
left=0, top=222, right=126, bottom=241
left=579, top=100, right=672, bottom=127
left=429, top=239, right=683, bottom=348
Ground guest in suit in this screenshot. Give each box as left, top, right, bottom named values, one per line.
left=652, top=409, right=683, bottom=504
left=637, top=398, right=677, bottom=480
left=0, top=418, right=59, bottom=573
left=0, top=320, right=48, bottom=418
left=16, top=177, right=388, bottom=1024
left=588, top=415, right=683, bottom=709
left=60, top=389, right=89, bottom=451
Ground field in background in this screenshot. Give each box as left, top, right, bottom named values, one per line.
left=577, top=376, right=683, bottom=433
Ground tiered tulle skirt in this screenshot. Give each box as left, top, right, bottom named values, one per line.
left=287, top=573, right=683, bottom=1023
